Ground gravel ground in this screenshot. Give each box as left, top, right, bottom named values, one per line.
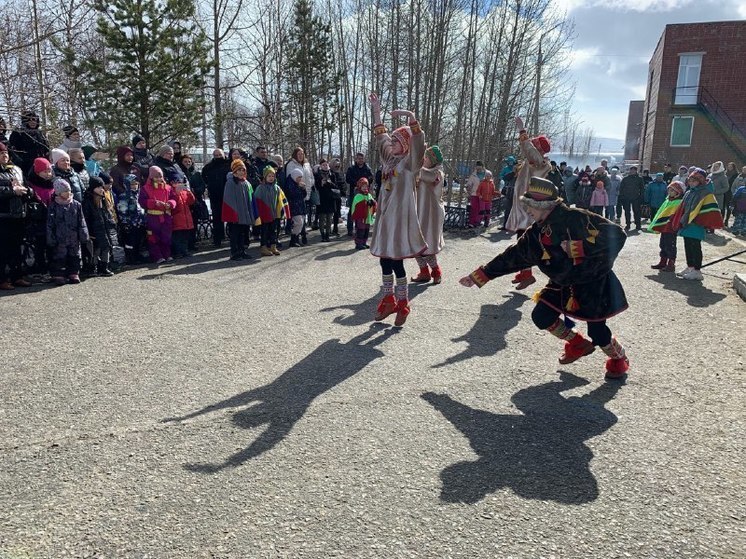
left=1, top=225, right=744, bottom=559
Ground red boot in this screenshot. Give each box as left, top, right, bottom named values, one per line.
left=394, top=299, right=411, bottom=326
left=512, top=269, right=536, bottom=290
left=650, top=257, right=667, bottom=269
left=558, top=335, right=596, bottom=364
left=431, top=266, right=442, bottom=285
left=375, top=294, right=397, bottom=321
left=411, top=267, right=431, bottom=283
left=605, top=357, right=629, bottom=379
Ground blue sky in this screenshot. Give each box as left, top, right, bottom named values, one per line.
left=559, top=0, right=746, bottom=140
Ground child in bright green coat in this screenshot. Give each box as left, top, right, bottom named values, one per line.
left=648, top=180, right=684, bottom=272
left=350, top=177, right=376, bottom=250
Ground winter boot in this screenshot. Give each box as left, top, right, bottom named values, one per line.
left=394, top=299, right=411, bottom=327
left=375, top=294, right=397, bottom=321
left=68, top=274, right=81, bottom=284
left=512, top=269, right=536, bottom=290
left=271, top=244, right=281, bottom=255
left=431, top=266, right=442, bottom=285
left=97, top=262, right=114, bottom=277
left=300, top=231, right=308, bottom=245
left=662, top=258, right=675, bottom=272
left=260, top=246, right=273, bottom=256
left=289, top=235, right=301, bottom=248
left=601, top=337, right=629, bottom=380
left=650, top=257, right=667, bottom=269
left=558, top=334, right=596, bottom=365
left=411, top=266, right=431, bottom=283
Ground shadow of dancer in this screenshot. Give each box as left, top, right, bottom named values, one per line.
left=320, top=282, right=428, bottom=327
left=645, top=273, right=726, bottom=308
left=433, top=294, right=528, bottom=368
left=422, top=371, right=622, bottom=504
left=164, top=324, right=396, bottom=473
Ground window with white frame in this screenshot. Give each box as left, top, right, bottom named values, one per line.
left=670, top=116, right=694, bottom=147
left=674, top=53, right=703, bottom=105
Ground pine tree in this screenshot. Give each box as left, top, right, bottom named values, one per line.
left=284, top=0, right=342, bottom=154
left=71, top=0, right=210, bottom=148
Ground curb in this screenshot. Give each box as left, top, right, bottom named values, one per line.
left=735, top=273, right=746, bottom=302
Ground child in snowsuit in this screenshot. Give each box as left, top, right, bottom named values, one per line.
left=171, top=180, right=195, bottom=258
left=82, top=175, right=119, bottom=276
left=350, top=177, right=376, bottom=250
left=47, top=178, right=89, bottom=285
left=116, top=174, right=147, bottom=264
left=476, top=170, right=497, bottom=227
left=138, top=166, right=176, bottom=264
left=648, top=180, right=684, bottom=272
left=589, top=180, right=609, bottom=215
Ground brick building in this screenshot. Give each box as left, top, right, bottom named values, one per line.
left=637, top=21, right=746, bottom=172
left=624, top=100, right=644, bottom=162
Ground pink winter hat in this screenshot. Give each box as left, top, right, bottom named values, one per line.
left=148, top=166, right=164, bottom=180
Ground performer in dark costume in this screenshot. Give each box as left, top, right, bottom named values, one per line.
left=460, top=177, right=630, bottom=380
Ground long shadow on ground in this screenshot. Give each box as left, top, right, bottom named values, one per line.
left=163, top=324, right=397, bottom=473
left=422, top=371, right=622, bottom=504
left=432, top=294, right=528, bottom=368
left=645, top=273, right=726, bottom=308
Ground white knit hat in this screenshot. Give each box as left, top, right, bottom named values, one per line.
left=51, top=149, right=69, bottom=165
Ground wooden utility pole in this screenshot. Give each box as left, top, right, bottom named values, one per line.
left=532, top=40, right=542, bottom=134
left=31, top=0, right=47, bottom=127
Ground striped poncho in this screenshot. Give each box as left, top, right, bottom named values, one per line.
left=254, top=181, right=290, bottom=224
left=351, top=192, right=376, bottom=225
left=648, top=197, right=683, bottom=234
left=222, top=174, right=258, bottom=225
left=670, top=185, right=723, bottom=240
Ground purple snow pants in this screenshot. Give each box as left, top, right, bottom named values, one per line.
left=146, top=214, right=173, bottom=262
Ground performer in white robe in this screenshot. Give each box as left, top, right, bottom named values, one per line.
left=368, top=93, right=427, bottom=326
left=411, top=145, right=445, bottom=284
left=505, top=116, right=552, bottom=289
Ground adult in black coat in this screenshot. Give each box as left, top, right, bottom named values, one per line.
left=330, top=158, right=347, bottom=236
left=618, top=166, right=645, bottom=230
left=8, top=111, right=49, bottom=175
left=201, top=149, right=232, bottom=246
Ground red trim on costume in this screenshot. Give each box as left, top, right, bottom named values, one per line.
left=470, top=267, right=490, bottom=288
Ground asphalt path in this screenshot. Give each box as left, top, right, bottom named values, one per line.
left=1, top=225, right=744, bottom=558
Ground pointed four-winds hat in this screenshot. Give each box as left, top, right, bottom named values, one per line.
left=520, top=177, right=562, bottom=209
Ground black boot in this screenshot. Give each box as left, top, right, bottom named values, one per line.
left=301, top=231, right=308, bottom=245
left=97, top=262, right=114, bottom=277
left=289, top=234, right=301, bottom=247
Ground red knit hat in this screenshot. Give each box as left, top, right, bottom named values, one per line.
left=531, top=135, right=551, bottom=155
left=33, top=157, right=52, bottom=174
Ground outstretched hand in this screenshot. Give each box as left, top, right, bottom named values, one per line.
left=369, top=93, right=380, bottom=107
left=392, top=109, right=415, bottom=120
left=459, top=275, right=476, bottom=288
left=514, top=116, right=525, bottom=132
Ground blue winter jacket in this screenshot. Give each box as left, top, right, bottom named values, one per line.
left=645, top=180, right=668, bottom=209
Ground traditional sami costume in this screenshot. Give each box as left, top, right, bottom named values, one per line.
left=468, top=177, right=630, bottom=380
